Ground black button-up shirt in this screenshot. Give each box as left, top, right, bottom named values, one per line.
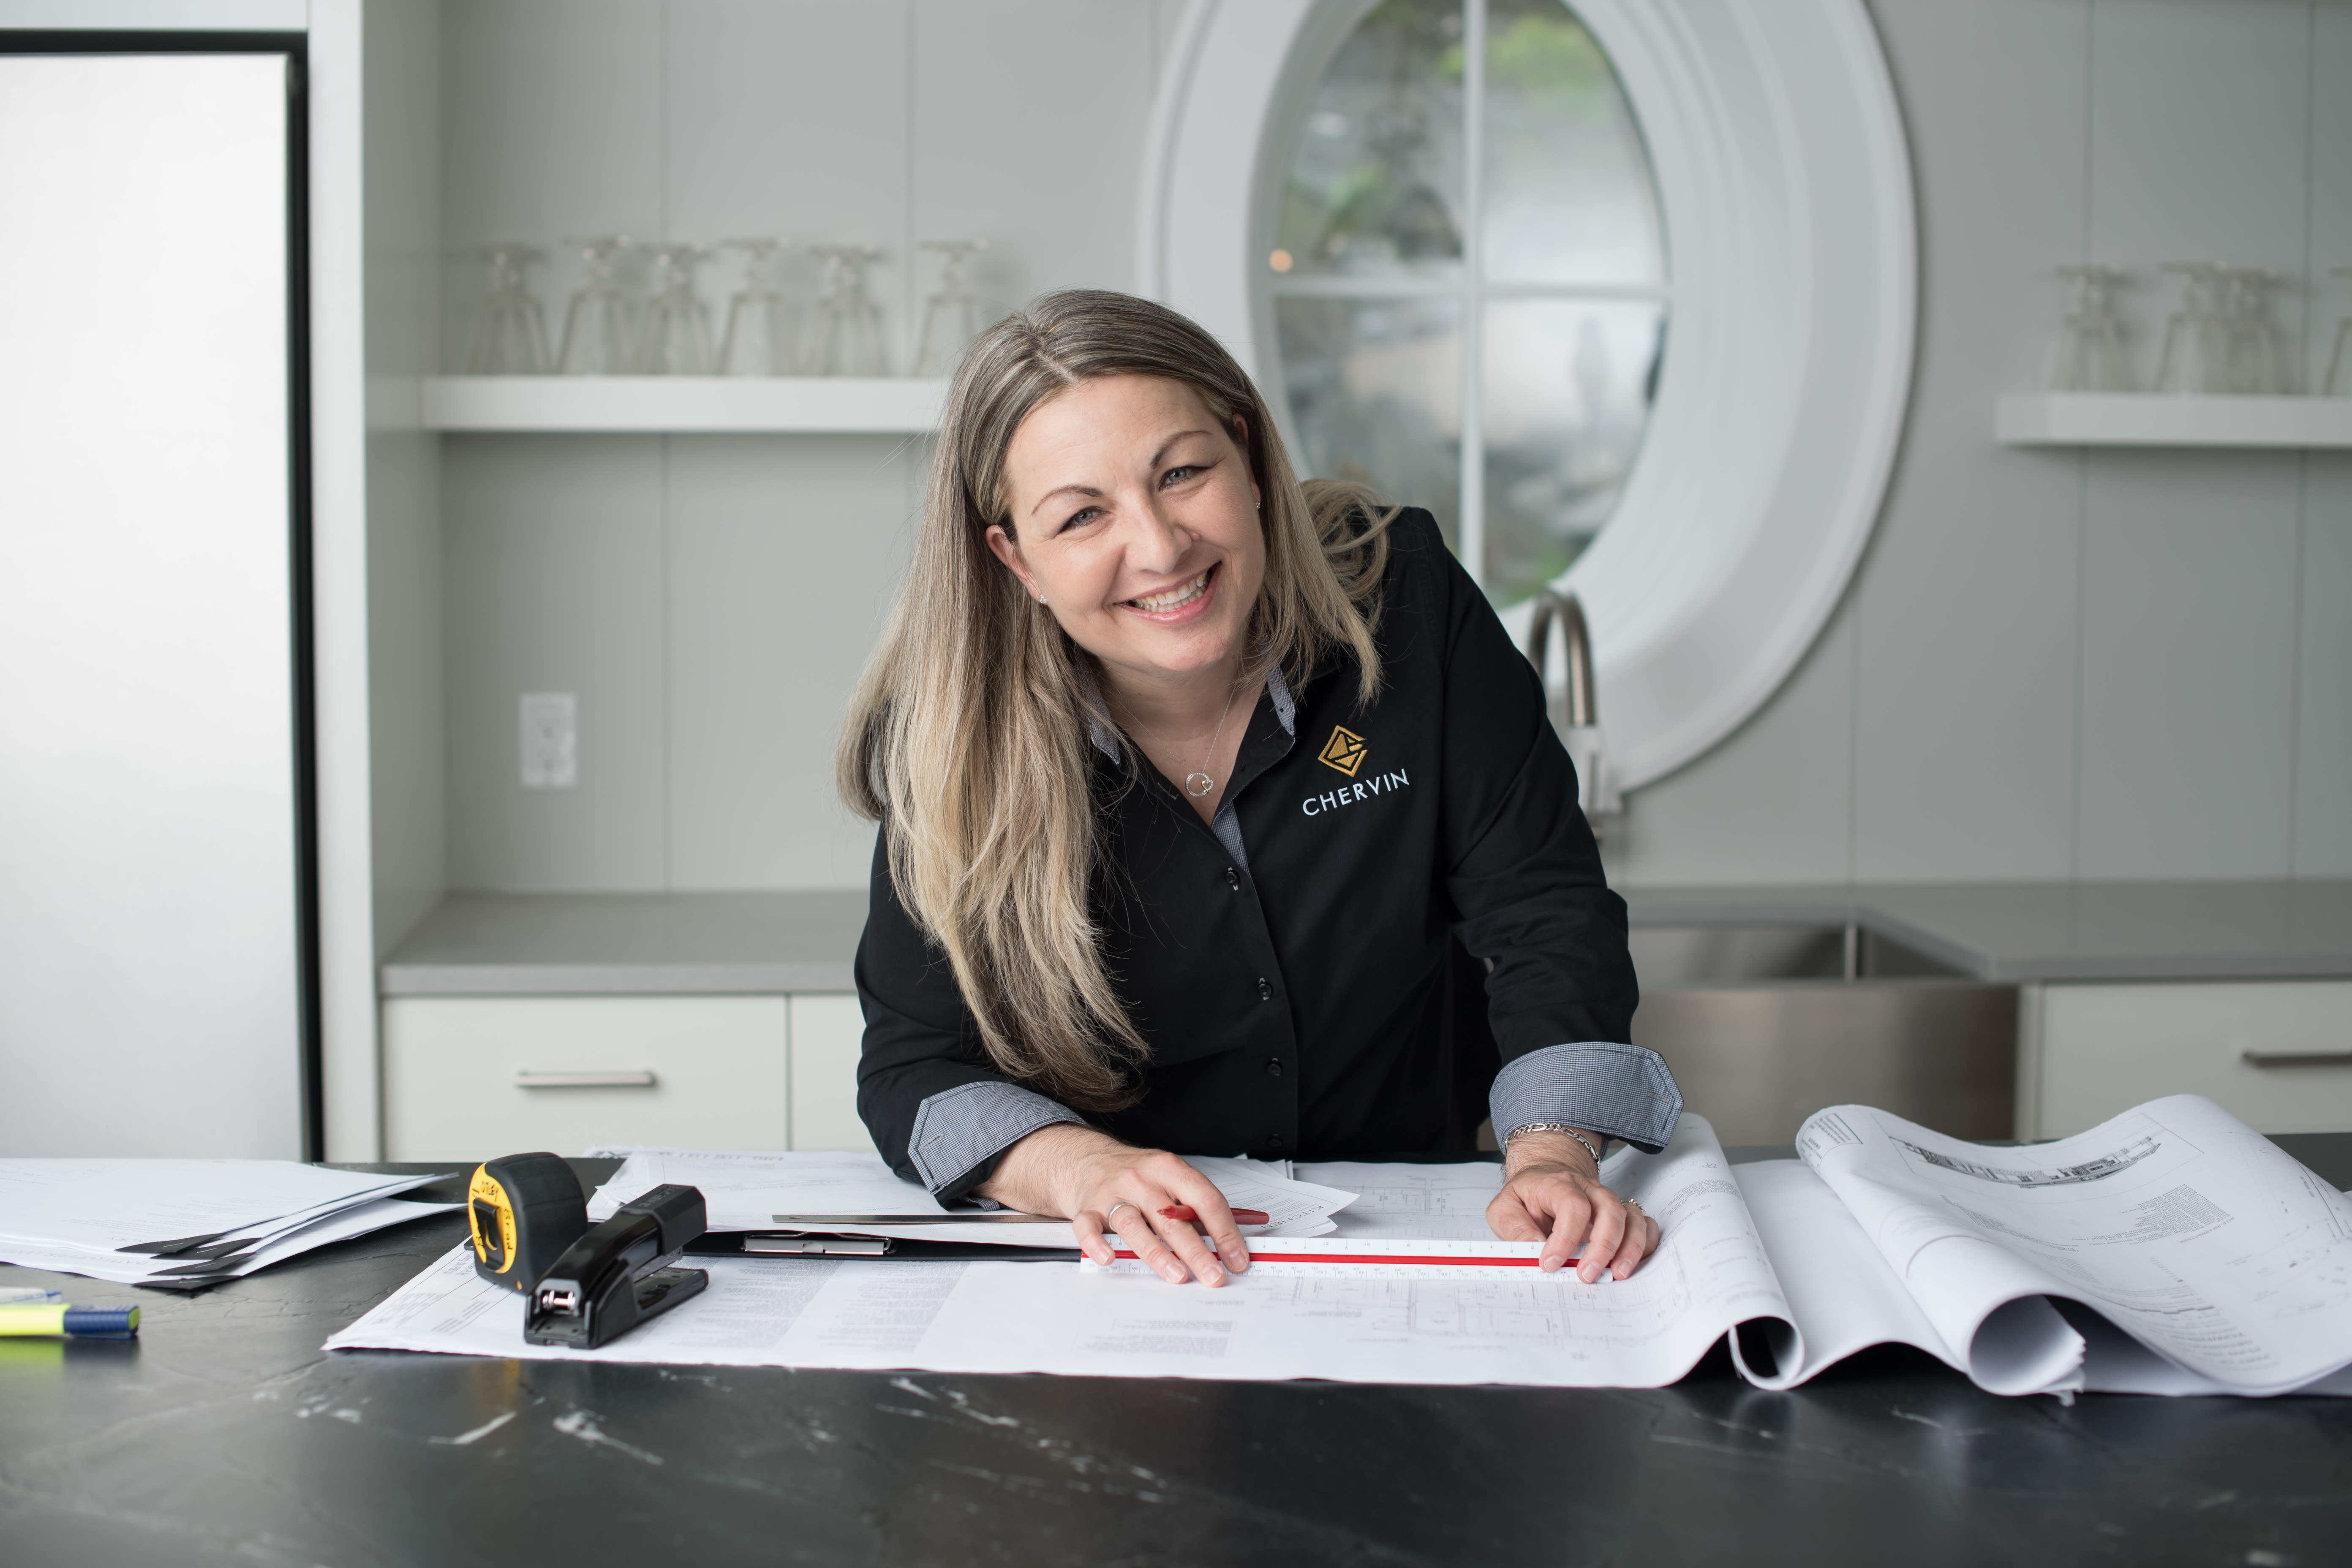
left=855, top=511, right=1677, bottom=1198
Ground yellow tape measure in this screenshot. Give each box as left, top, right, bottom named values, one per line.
left=466, top=1152, right=590, bottom=1293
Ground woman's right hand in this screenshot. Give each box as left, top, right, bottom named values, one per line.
left=978, top=1123, right=1250, bottom=1287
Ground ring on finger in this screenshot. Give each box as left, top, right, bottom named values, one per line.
left=1107, top=1201, right=1138, bottom=1226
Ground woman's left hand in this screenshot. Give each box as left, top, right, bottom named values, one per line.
left=1485, top=1129, right=1659, bottom=1282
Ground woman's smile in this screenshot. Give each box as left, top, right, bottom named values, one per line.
left=1120, top=563, right=1219, bottom=623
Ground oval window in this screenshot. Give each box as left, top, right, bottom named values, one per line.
left=1268, top=0, right=1667, bottom=605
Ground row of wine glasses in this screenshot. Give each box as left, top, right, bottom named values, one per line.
left=2049, top=263, right=2352, bottom=395
left=465, top=237, right=993, bottom=377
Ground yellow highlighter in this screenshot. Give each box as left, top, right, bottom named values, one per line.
left=0, top=1302, right=140, bottom=1339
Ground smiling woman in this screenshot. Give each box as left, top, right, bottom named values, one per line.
left=837, top=290, right=1681, bottom=1294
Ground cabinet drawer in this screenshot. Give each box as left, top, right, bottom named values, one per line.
left=789, top=994, right=869, bottom=1152
left=2032, top=981, right=2352, bottom=1138
left=382, top=996, right=786, bottom=1160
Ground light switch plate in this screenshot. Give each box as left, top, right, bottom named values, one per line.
left=519, top=692, right=577, bottom=789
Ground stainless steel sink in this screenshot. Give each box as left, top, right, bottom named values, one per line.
left=1628, top=923, right=2015, bottom=1146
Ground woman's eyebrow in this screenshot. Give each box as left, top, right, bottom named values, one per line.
left=1024, top=430, right=1218, bottom=519
left=1029, top=481, right=1104, bottom=519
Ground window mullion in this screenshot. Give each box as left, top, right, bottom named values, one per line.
left=1458, top=0, right=1487, bottom=587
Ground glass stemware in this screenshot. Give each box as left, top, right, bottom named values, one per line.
left=803, top=245, right=889, bottom=376
left=555, top=236, right=635, bottom=375
left=2047, top=264, right=2131, bottom=392
left=2153, top=263, right=2230, bottom=395
left=2324, top=268, right=2352, bottom=397
left=913, top=239, right=989, bottom=377
left=466, top=243, right=550, bottom=374
left=2220, top=267, right=2283, bottom=395
left=718, top=238, right=795, bottom=376
left=636, top=243, right=714, bottom=375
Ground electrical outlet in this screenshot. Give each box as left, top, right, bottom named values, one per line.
left=519, top=693, right=577, bottom=789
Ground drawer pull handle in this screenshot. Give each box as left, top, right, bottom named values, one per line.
left=513, top=1070, right=658, bottom=1089
left=2240, top=1049, right=2352, bottom=1069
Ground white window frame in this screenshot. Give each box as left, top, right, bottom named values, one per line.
left=1139, top=0, right=1916, bottom=792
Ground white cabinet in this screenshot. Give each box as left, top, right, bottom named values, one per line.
left=2021, top=981, right=2352, bottom=1140
left=382, top=995, right=782, bottom=1160
left=381, top=992, right=873, bottom=1160
left=788, top=994, right=868, bottom=1152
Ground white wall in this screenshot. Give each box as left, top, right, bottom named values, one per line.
left=432, top=0, right=1187, bottom=894
left=422, top=0, right=2349, bottom=898
left=1604, top=0, right=2352, bottom=887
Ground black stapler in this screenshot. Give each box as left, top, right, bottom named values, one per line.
left=524, top=1183, right=709, bottom=1350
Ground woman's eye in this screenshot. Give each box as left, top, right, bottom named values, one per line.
left=1160, top=465, right=1202, bottom=488
left=1060, top=506, right=1102, bottom=533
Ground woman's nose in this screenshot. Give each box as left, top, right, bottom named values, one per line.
left=1122, top=499, right=1193, bottom=572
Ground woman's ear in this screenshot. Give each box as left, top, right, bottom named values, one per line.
left=985, top=524, right=1043, bottom=602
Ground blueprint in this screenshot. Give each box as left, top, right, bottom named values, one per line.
left=330, top=1099, right=2352, bottom=1395
left=1793, top=1095, right=2352, bottom=1396
left=332, top=1116, right=1802, bottom=1388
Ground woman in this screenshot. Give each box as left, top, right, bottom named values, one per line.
left=839, top=290, right=1680, bottom=1289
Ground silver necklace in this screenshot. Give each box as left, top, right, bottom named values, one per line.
left=1124, top=680, right=1245, bottom=799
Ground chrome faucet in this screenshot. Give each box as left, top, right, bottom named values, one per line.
left=1525, top=590, right=1622, bottom=824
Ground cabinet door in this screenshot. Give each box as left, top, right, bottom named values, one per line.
left=382, top=996, right=787, bottom=1160
left=2034, top=981, right=2352, bottom=1138
left=788, top=994, right=869, bottom=1152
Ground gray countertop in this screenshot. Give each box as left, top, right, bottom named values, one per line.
left=378, top=880, right=2352, bottom=998
left=379, top=890, right=868, bottom=996
left=1626, top=880, right=2352, bottom=982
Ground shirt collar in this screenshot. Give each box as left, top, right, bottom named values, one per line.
left=1075, top=650, right=1298, bottom=765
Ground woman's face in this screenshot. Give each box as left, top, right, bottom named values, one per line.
left=990, top=374, right=1265, bottom=692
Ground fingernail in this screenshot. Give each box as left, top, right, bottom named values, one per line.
left=1203, top=1267, right=1224, bottom=1285
left=1541, top=1254, right=1563, bottom=1271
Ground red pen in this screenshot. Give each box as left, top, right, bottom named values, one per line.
left=1158, top=1204, right=1270, bottom=1226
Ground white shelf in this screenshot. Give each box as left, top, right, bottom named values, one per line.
left=1996, top=393, right=2352, bottom=449
left=418, top=376, right=949, bottom=433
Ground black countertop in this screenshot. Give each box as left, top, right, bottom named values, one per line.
left=6, top=1142, right=2352, bottom=1567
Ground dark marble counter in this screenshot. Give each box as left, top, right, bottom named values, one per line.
left=6, top=1142, right=2351, bottom=1566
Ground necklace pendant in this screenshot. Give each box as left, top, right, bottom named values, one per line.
left=1184, top=771, right=1215, bottom=798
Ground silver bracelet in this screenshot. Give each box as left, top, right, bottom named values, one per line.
left=1504, top=1122, right=1603, bottom=1166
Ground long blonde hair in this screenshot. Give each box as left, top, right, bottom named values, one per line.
left=838, top=290, right=1395, bottom=1109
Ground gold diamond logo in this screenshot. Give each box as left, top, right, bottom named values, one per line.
left=1318, top=726, right=1367, bottom=777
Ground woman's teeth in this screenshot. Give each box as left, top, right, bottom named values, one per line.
left=1128, top=569, right=1211, bottom=612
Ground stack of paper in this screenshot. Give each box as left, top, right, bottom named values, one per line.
left=583, top=1146, right=1356, bottom=1248
left=0, top=1160, right=457, bottom=1289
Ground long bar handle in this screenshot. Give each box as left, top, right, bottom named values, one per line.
left=2240, top=1049, right=2352, bottom=1069
left=514, top=1070, right=659, bottom=1089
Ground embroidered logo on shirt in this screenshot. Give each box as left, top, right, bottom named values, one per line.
left=1318, top=726, right=1368, bottom=777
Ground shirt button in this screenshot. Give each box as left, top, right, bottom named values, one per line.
left=1225, top=866, right=1240, bottom=890
left=1257, top=977, right=1271, bottom=1002
left=1266, top=1134, right=1284, bottom=1150
left=1266, top=1058, right=1283, bottom=1078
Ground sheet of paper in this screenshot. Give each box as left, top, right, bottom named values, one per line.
left=1296, top=1160, right=1506, bottom=1240
left=585, top=1148, right=1352, bottom=1249
left=1730, top=1158, right=1964, bottom=1387
left=1796, top=1094, right=2352, bottom=1396
left=0, top=1160, right=448, bottom=1257
left=334, top=1116, right=1798, bottom=1389
left=1, top=1196, right=458, bottom=1287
